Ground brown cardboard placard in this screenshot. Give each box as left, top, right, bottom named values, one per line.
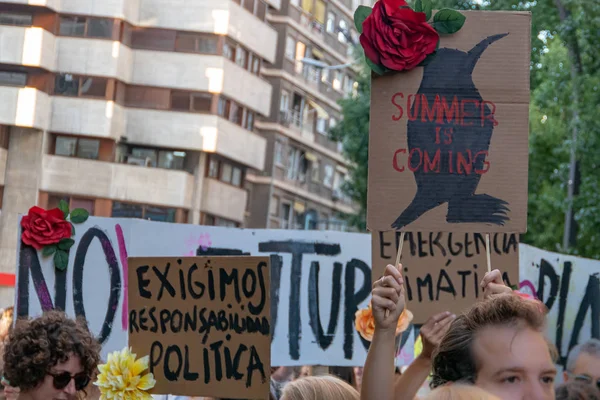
left=367, top=11, right=531, bottom=233
left=372, top=231, right=519, bottom=324
left=128, top=256, right=271, bottom=399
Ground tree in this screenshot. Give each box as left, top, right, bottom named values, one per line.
left=332, top=0, right=600, bottom=258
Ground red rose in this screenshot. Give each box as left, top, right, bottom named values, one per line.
left=21, top=207, right=72, bottom=250
left=360, top=0, right=439, bottom=71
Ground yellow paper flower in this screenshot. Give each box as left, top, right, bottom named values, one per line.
left=355, top=304, right=413, bottom=341
left=94, top=347, right=156, bottom=400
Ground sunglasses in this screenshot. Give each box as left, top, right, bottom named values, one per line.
left=569, top=373, right=600, bottom=390
left=48, top=371, right=90, bottom=391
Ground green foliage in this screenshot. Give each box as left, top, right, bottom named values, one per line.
left=334, top=1, right=600, bottom=258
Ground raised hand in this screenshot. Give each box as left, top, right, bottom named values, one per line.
left=481, top=269, right=512, bottom=300
left=419, top=311, right=456, bottom=359
left=371, top=264, right=405, bottom=332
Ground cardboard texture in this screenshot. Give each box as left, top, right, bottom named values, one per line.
left=367, top=11, right=531, bottom=233
left=372, top=231, right=519, bottom=324
left=128, top=256, right=271, bottom=399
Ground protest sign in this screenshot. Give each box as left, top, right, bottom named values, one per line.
left=519, top=245, right=600, bottom=367
left=128, top=256, right=270, bottom=398
left=372, top=231, right=519, bottom=324
left=16, top=218, right=373, bottom=366
left=367, top=11, right=531, bottom=233
left=16, top=217, right=597, bottom=369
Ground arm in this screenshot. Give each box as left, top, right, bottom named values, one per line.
left=393, top=312, right=455, bottom=400
left=361, top=264, right=405, bottom=400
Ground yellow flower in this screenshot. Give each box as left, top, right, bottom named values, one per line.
left=355, top=304, right=414, bottom=341
left=94, top=347, right=156, bottom=400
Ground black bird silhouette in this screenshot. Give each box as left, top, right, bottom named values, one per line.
left=392, top=33, right=510, bottom=230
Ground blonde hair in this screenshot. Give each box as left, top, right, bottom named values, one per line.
left=281, top=375, right=360, bottom=400
left=425, top=385, right=501, bottom=400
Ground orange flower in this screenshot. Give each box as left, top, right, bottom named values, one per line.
left=355, top=304, right=413, bottom=341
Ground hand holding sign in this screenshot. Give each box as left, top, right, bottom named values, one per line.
left=480, top=268, right=511, bottom=299
left=371, top=264, right=406, bottom=332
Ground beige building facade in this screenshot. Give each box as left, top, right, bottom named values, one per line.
left=245, top=0, right=361, bottom=231
left=0, top=0, right=278, bottom=303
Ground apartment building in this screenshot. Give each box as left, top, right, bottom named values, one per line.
left=246, top=0, right=363, bottom=231
left=0, top=0, right=278, bottom=275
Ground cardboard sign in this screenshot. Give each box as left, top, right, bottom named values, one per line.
left=367, top=11, right=531, bottom=233
left=128, top=256, right=271, bottom=399
left=372, top=231, right=519, bottom=324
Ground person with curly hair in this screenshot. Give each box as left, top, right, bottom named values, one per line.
left=2, top=310, right=101, bottom=400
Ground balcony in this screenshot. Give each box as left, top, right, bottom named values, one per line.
left=125, top=109, right=266, bottom=170
left=131, top=51, right=271, bottom=116
left=0, top=86, right=50, bottom=130
left=201, top=178, right=247, bottom=223
left=136, top=0, right=276, bottom=62
left=56, top=37, right=133, bottom=82
left=50, top=97, right=125, bottom=140
left=41, top=155, right=194, bottom=208
left=0, top=26, right=56, bottom=70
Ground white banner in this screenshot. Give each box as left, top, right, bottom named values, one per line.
left=519, top=244, right=600, bottom=366
left=15, top=218, right=600, bottom=367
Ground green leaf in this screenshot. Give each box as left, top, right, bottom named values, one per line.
left=54, top=250, right=69, bottom=271
left=353, top=5, right=372, bottom=34
left=70, top=208, right=90, bottom=224
left=510, top=284, right=519, bottom=291
left=70, top=223, right=76, bottom=236
left=365, top=57, right=386, bottom=75
left=42, top=245, right=57, bottom=257
left=414, top=0, right=423, bottom=12
left=433, top=9, right=466, bottom=35
left=58, top=238, right=75, bottom=251
left=58, top=200, right=69, bottom=219
left=421, top=0, right=432, bottom=21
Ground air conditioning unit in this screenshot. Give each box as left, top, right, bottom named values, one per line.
left=126, top=156, right=152, bottom=167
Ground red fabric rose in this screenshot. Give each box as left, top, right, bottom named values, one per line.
left=21, top=207, right=72, bottom=250
left=360, top=0, right=439, bottom=71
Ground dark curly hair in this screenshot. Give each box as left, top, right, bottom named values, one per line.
left=3, top=310, right=101, bottom=391
left=430, top=293, right=547, bottom=388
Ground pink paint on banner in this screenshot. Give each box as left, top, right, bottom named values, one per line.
left=115, top=224, right=129, bottom=330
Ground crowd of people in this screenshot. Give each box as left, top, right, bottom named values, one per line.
left=0, top=266, right=597, bottom=399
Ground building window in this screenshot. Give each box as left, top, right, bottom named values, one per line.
left=170, top=91, right=191, bottom=111
left=54, top=136, right=100, bottom=160
left=0, top=71, right=27, bottom=87
left=0, top=126, right=9, bottom=149
left=59, top=16, right=114, bottom=39
left=311, top=160, right=320, bottom=182
left=333, top=71, right=343, bottom=91
left=208, top=157, right=219, bottom=178
left=286, top=147, right=307, bottom=182
left=250, top=54, right=261, bottom=75
left=229, top=102, right=242, bottom=124
left=223, top=41, right=235, bottom=62
left=330, top=117, right=337, bottom=129
left=124, top=146, right=187, bottom=170
left=326, top=12, right=336, bottom=33
left=131, top=28, right=176, bottom=51
left=323, top=164, right=334, bottom=187
left=48, top=195, right=95, bottom=215
left=316, top=117, right=327, bottom=134
left=207, top=156, right=244, bottom=187
left=0, top=12, right=32, bottom=27
left=244, top=111, right=255, bottom=131
left=202, top=214, right=239, bottom=227
left=274, top=141, right=284, bottom=166
left=280, top=90, right=290, bottom=112
left=270, top=196, right=279, bottom=216
left=235, top=46, right=247, bottom=68
left=218, top=97, right=229, bottom=118
left=285, top=36, right=295, bottom=60
left=338, top=19, right=348, bottom=43
left=175, top=33, right=218, bottom=54
left=280, top=203, right=291, bottom=228
left=55, top=74, right=107, bottom=98
left=112, top=201, right=176, bottom=222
